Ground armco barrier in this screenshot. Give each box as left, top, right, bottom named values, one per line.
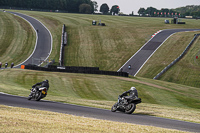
left=59, top=24, right=67, bottom=66
left=23, top=65, right=129, bottom=77
left=154, top=33, right=200, bottom=79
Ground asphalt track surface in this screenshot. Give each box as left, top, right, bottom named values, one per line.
left=1, top=12, right=200, bottom=132
left=7, top=11, right=52, bottom=68
left=1, top=93, right=200, bottom=132
left=119, top=29, right=200, bottom=76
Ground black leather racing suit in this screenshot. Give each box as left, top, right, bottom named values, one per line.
left=120, top=89, right=138, bottom=101
left=32, top=81, right=49, bottom=90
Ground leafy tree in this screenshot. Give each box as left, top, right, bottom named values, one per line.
left=59, top=0, right=67, bottom=10
left=146, top=7, right=157, bottom=16
left=0, top=0, right=95, bottom=13
left=92, top=1, right=98, bottom=12
left=184, top=12, right=191, bottom=16
left=191, top=11, right=199, bottom=18
left=1, top=0, right=7, bottom=6
left=89, top=1, right=95, bottom=13
left=174, top=5, right=200, bottom=17
left=100, top=3, right=109, bottom=14
left=138, top=7, right=145, bottom=16
left=160, top=8, right=169, bottom=17
left=26, top=0, right=32, bottom=8
left=110, top=5, right=120, bottom=15
left=79, top=3, right=92, bottom=14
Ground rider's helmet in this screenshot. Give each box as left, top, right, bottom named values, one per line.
left=130, top=87, right=136, bottom=91
left=45, top=79, right=49, bottom=83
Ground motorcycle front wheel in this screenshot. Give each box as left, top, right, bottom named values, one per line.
left=125, top=103, right=136, bottom=114
left=111, top=103, right=118, bottom=112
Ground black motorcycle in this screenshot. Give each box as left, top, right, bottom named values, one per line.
left=28, top=86, right=48, bottom=101
left=111, top=96, right=141, bottom=114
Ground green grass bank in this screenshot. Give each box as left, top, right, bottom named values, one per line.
left=5, top=10, right=200, bottom=89
left=6, top=10, right=200, bottom=71
left=0, top=10, right=200, bottom=132
left=138, top=31, right=200, bottom=88
left=0, top=11, right=35, bottom=66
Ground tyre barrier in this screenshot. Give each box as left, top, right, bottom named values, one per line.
left=22, top=65, right=129, bottom=77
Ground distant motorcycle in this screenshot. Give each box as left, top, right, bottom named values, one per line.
left=111, top=96, right=141, bottom=114
left=28, top=86, right=48, bottom=101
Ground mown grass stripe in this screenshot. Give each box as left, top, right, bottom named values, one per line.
left=0, top=12, right=14, bottom=57
left=0, top=12, right=35, bottom=66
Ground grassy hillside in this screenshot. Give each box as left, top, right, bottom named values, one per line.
left=1, top=10, right=200, bottom=125
left=159, top=35, right=200, bottom=87
left=0, top=69, right=200, bottom=123
left=7, top=10, right=200, bottom=71
left=2, top=10, right=200, bottom=88
left=138, top=31, right=200, bottom=88
left=1, top=10, right=200, bottom=88
left=0, top=11, right=35, bottom=66
left=5, top=10, right=200, bottom=89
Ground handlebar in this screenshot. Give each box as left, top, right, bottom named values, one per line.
left=118, top=96, right=124, bottom=100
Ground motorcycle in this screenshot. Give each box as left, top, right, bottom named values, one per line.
left=111, top=96, right=141, bottom=114
left=28, top=86, right=48, bottom=101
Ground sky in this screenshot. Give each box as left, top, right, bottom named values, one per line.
left=95, top=0, right=200, bottom=14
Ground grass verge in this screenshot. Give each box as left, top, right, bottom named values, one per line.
left=0, top=105, right=188, bottom=133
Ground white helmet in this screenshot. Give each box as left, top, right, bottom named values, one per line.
left=130, top=87, right=136, bottom=91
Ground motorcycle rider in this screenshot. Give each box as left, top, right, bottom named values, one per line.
left=119, top=87, right=138, bottom=104
left=32, top=79, right=49, bottom=90
left=5, top=62, right=8, bottom=68
left=29, top=80, right=49, bottom=96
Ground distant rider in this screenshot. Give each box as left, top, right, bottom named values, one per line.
left=11, top=62, right=14, bottom=68
left=119, top=87, right=138, bottom=104
left=5, top=62, right=8, bottom=68
left=128, top=65, right=131, bottom=69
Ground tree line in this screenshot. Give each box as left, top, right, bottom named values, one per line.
left=1, top=1, right=199, bottom=17
left=138, top=5, right=200, bottom=18
left=0, top=0, right=95, bottom=13
left=138, top=7, right=179, bottom=17
left=175, top=5, right=200, bottom=18
left=0, top=0, right=120, bottom=15
left=99, top=3, right=120, bottom=15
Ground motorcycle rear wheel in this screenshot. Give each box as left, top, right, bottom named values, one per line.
left=125, top=103, right=136, bottom=114
left=27, top=96, right=32, bottom=100
left=111, top=103, right=118, bottom=112
left=35, top=91, right=42, bottom=101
